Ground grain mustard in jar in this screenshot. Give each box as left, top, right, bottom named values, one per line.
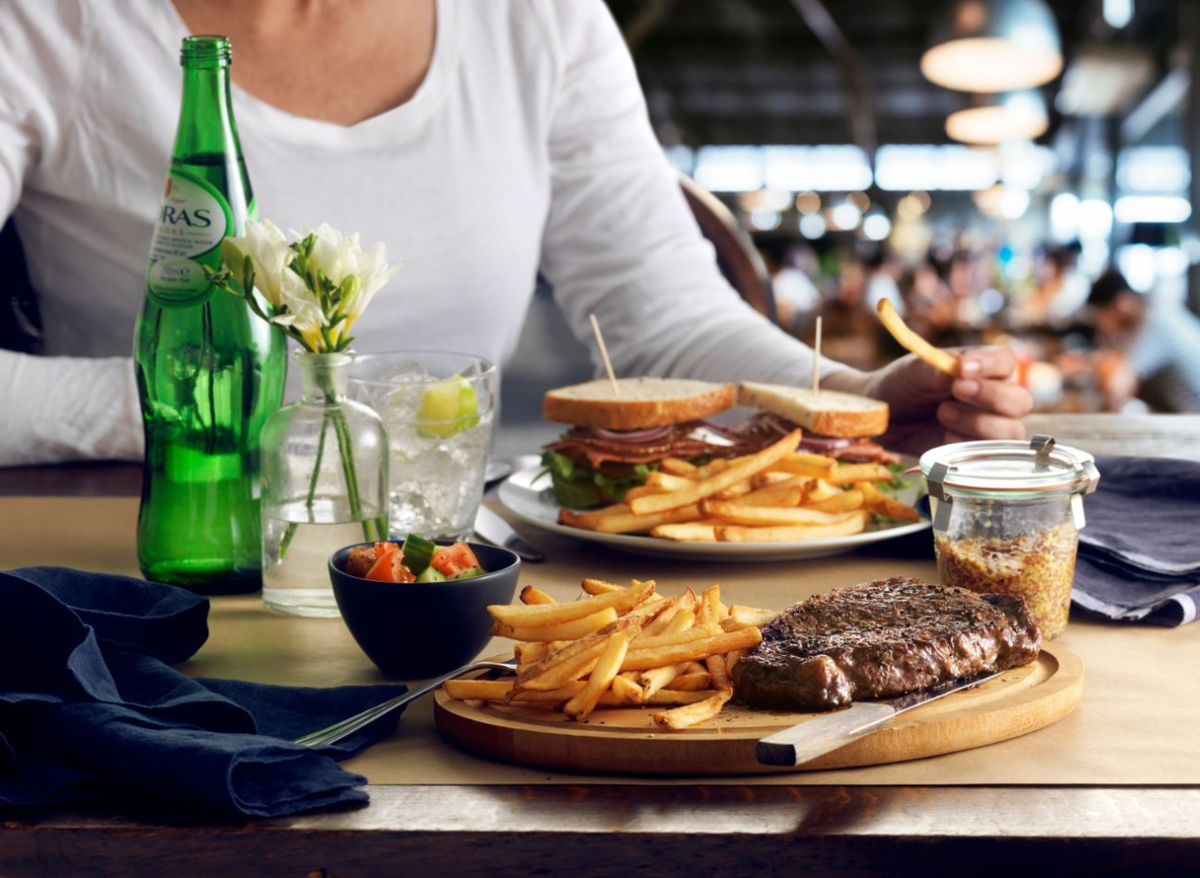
left=920, top=436, right=1100, bottom=640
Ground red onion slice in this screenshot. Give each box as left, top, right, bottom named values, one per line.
left=580, top=425, right=674, bottom=443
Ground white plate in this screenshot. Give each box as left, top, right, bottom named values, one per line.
left=497, top=463, right=931, bottom=562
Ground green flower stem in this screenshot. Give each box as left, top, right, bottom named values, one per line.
left=276, top=408, right=330, bottom=561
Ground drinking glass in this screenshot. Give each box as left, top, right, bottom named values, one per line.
left=348, top=352, right=496, bottom=540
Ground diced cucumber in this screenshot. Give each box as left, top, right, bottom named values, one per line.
left=415, top=565, right=448, bottom=583
left=401, top=534, right=437, bottom=574
left=449, top=565, right=484, bottom=581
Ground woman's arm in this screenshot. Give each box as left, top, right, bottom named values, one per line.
left=537, top=0, right=845, bottom=387
left=0, top=0, right=143, bottom=466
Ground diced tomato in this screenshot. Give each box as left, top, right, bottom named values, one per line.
left=430, top=542, right=480, bottom=577
left=344, top=545, right=378, bottom=578
left=364, top=542, right=414, bottom=583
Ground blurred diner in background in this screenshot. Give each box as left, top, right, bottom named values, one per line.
left=590, top=0, right=1200, bottom=420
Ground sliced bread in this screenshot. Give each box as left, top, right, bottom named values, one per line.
left=543, top=378, right=736, bottom=430
left=737, top=382, right=888, bottom=438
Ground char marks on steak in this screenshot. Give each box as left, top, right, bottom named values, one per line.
left=732, top=577, right=1042, bottom=711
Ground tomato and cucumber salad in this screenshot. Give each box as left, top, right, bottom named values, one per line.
left=344, top=534, right=485, bottom=583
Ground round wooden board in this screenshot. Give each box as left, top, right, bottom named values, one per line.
left=433, top=645, right=1084, bottom=776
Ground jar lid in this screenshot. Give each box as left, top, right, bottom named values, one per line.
left=920, top=435, right=1100, bottom=498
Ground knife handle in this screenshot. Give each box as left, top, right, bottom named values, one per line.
left=756, top=702, right=896, bottom=767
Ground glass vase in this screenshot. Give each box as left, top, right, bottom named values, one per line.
left=261, top=351, right=389, bottom=617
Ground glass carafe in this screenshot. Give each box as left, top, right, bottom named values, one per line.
left=261, top=351, right=389, bottom=617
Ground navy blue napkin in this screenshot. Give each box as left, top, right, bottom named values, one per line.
left=1072, top=455, right=1200, bottom=626
left=0, top=567, right=407, bottom=817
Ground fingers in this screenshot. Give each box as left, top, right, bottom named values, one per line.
left=951, top=377, right=1034, bottom=419
left=937, top=401, right=1027, bottom=441
left=958, top=346, right=1016, bottom=380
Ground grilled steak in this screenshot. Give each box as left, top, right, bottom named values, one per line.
left=732, top=577, right=1042, bottom=711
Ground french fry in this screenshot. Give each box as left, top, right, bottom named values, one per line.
left=803, top=488, right=864, bottom=514
left=631, top=626, right=718, bottom=652
left=519, top=585, right=557, bottom=605
left=514, top=641, right=550, bottom=664
left=445, top=679, right=583, bottom=702
left=666, top=672, right=714, bottom=691
left=696, top=585, right=721, bottom=627
left=859, top=481, right=921, bottom=523
left=808, top=479, right=841, bottom=501
left=652, top=689, right=732, bottom=731
left=493, top=606, right=618, bottom=642
left=638, top=664, right=685, bottom=699
left=489, top=580, right=654, bottom=627
left=725, top=648, right=748, bottom=673
left=705, top=654, right=731, bottom=691
left=639, top=588, right=697, bottom=638
left=645, top=471, right=695, bottom=492
left=623, top=483, right=663, bottom=501
left=701, top=500, right=859, bottom=527
left=664, top=608, right=695, bottom=635
left=715, top=511, right=870, bottom=543
left=625, top=594, right=672, bottom=621
left=581, top=578, right=622, bottom=595
left=659, top=457, right=698, bottom=477
left=610, top=673, right=645, bottom=704
left=770, top=452, right=837, bottom=479
left=651, top=522, right=719, bottom=542
left=828, top=463, right=893, bottom=486
left=751, top=471, right=798, bottom=489
left=600, top=688, right=716, bottom=707
left=564, top=630, right=629, bottom=721
left=683, top=660, right=707, bottom=675
left=877, top=297, right=960, bottom=376
left=729, top=486, right=806, bottom=508
left=712, top=479, right=754, bottom=500
left=559, top=503, right=629, bottom=530
left=723, top=606, right=778, bottom=629
left=592, top=504, right=703, bottom=534
left=692, top=458, right=733, bottom=480
left=621, top=627, right=762, bottom=671
left=628, top=431, right=802, bottom=515
left=515, top=616, right=644, bottom=690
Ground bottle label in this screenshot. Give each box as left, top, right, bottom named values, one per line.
left=146, top=168, right=233, bottom=308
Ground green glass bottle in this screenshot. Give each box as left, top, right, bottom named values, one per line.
left=134, top=36, right=286, bottom=594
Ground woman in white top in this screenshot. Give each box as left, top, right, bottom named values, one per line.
left=0, top=0, right=1032, bottom=466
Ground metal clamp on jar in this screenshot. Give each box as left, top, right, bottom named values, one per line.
left=919, top=436, right=1100, bottom=640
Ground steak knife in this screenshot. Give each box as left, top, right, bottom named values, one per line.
left=756, top=671, right=1002, bottom=767
left=473, top=504, right=545, bottom=563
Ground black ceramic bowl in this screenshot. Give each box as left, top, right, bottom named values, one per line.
left=328, top=541, right=521, bottom=679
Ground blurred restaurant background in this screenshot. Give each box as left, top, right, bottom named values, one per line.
left=503, top=0, right=1200, bottom=451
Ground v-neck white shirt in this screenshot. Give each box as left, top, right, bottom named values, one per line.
left=0, top=0, right=836, bottom=465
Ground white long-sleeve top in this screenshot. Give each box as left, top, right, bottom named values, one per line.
left=0, top=0, right=839, bottom=466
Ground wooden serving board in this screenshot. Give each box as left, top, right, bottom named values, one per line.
left=433, top=645, right=1084, bottom=776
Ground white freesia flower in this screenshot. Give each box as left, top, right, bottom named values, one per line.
left=222, top=219, right=292, bottom=308
left=294, top=222, right=400, bottom=336
left=270, top=270, right=328, bottom=352
left=213, top=218, right=399, bottom=353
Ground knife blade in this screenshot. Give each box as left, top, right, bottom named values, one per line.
left=473, top=504, right=545, bottom=563
left=755, top=670, right=1002, bottom=767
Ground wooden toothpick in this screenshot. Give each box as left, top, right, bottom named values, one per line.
left=811, top=315, right=823, bottom=394
left=589, top=313, right=620, bottom=396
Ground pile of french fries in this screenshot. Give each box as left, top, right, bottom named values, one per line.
left=442, top=579, right=778, bottom=729
left=558, top=430, right=919, bottom=542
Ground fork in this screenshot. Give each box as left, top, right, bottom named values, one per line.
left=292, top=658, right=518, bottom=748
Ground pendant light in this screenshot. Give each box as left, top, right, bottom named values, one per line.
left=921, top=0, right=1063, bottom=93
left=945, top=90, right=1049, bottom=144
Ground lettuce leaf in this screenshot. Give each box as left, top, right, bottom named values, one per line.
left=536, top=450, right=653, bottom=509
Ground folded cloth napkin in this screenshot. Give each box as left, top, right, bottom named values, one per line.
left=1072, top=454, right=1200, bottom=626
left=0, top=567, right=407, bottom=817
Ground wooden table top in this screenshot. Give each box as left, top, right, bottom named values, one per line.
left=3, top=413, right=1200, bottom=876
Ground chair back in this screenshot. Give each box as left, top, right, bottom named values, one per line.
left=680, top=175, right=779, bottom=324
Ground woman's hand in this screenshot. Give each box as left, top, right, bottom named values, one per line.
left=823, top=347, right=1034, bottom=456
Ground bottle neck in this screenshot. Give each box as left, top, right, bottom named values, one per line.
left=174, top=48, right=242, bottom=161
left=297, top=352, right=356, bottom=404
